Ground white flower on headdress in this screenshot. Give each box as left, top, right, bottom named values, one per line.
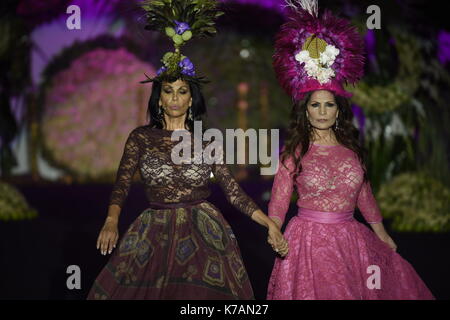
left=319, top=45, right=340, bottom=67
left=304, top=59, right=318, bottom=74
left=295, top=50, right=310, bottom=63
left=295, top=44, right=340, bottom=84
left=316, top=68, right=335, bottom=83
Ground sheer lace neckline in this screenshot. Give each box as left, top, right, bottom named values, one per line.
left=108, top=125, right=260, bottom=217
left=312, top=142, right=341, bottom=147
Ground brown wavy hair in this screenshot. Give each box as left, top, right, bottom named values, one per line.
left=281, top=91, right=368, bottom=182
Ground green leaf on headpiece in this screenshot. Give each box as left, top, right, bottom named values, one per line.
left=181, top=30, right=193, bottom=41
left=165, top=27, right=176, bottom=37
left=140, top=0, right=222, bottom=39
left=140, top=0, right=221, bottom=82
left=302, top=36, right=328, bottom=59
left=162, top=52, right=174, bottom=62
left=173, top=34, right=184, bottom=45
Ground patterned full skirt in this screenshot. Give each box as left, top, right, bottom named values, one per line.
left=87, top=201, right=254, bottom=299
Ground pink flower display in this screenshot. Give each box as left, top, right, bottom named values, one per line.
left=42, top=48, right=155, bottom=180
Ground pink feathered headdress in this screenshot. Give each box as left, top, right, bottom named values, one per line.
left=273, top=0, right=365, bottom=101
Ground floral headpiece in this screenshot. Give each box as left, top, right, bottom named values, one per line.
left=139, top=0, right=223, bottom=84
left=273, top=0, right=365, bottom=101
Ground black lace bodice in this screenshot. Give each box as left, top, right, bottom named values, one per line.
left=109, top=126, right=259, bottom=217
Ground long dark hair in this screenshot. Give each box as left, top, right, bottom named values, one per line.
left=147, top=78, right=207, bottom=133
left=281, top=91, right=368, bottom=182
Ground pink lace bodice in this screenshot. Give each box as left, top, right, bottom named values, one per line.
left=268, top=143, right=383, bottom=225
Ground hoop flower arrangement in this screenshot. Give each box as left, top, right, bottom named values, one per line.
left=41, top=47, right=155, bottom=181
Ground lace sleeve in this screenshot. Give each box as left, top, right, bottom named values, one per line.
left=212, top=162, right=260, bottom=218
left=109, top=128, right=141, bottom=208
left=356, top=180, right=383, bottom=224
left=268, top=152, right=296, bottom=227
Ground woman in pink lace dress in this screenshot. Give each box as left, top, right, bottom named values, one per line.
left=267, top=0, right=435, bottom=300
left=266, top=90, right=435, bottom=299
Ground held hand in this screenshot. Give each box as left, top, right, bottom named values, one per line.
left=96, top=217, right=119, bottom=255
left=267, top=223, right=289, bottom=257
left=270, top=216, right=283, bottom=230
left=376, top=232, right=397, bottom=252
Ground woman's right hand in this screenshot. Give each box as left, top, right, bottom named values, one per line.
left=267, top=222, right=289, bottom=257
left=96, top=217, right=119, bottom=255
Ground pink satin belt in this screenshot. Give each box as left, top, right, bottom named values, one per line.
left=297, top=207, right=354, bottom=224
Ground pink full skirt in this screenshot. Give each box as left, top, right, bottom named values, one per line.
left=267, top=210, right=435, bottom=300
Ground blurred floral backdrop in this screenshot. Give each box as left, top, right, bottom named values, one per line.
left=1, top=0, right=449, bottom=231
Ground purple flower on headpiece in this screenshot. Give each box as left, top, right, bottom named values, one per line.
left=174, top=20, right=190, bottom=35
left=156, top=66, right=167, bottom=76
left=179, top=57, right=196, bottom=76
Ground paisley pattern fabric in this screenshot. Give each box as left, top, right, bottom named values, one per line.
left=87, top=126, right=258, bottom=299
left=267, top=143, right=435, bottom=300
left=88, top=202, right=253, bottom=299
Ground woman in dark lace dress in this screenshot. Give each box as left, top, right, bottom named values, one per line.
left=87, top=78, right=288, bottom=300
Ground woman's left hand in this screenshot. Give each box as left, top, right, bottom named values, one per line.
left=376, top=232, right=397, bottom=252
